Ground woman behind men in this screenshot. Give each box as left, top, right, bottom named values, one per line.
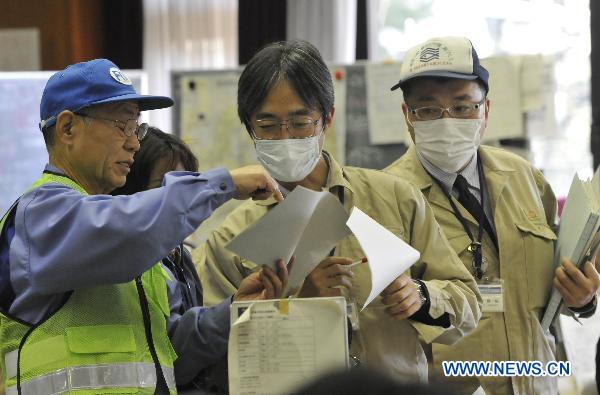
left=112, top=125, right=203, bottom=306
left=112, top=126, right=230, bottom=392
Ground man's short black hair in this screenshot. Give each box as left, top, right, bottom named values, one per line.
left=111, top=126, right=198, bottom=195
left=401, top=76, right=488, bottom=102
left=237, top=40, right=334, bottom=133
left=41, top=126, right=55, bottom=149
left=41, top=106, right=96, bottom=151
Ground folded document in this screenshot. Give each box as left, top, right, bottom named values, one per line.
left=541, top=169, right=600, bottom=331
left=225, top=186, right=351, bottom=290
left=226, top=187, right=421, bottom=308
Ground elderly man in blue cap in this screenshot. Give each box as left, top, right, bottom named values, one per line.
left=0, top=59, right=288, bottom=394
left=386, top=36, right=600, bottom=395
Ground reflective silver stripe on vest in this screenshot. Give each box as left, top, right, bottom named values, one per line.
left=4, top=349, right=18, bottom=379
left=5, top=362, right=175, bottom=395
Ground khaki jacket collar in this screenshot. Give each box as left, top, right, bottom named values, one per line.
left=254, top=151, right=353, bottom=207
left=478, top=146, right=515, bottom=216
left=398, top=145, right=516, bottom=225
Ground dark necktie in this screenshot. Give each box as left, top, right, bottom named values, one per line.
left=454, top=174, right=498, bottom=249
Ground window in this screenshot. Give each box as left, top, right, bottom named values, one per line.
left=369, top=0, right=592, bottom=197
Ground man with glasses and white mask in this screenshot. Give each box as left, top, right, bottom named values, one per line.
left=0, top=59, right=291, bottom=394
left=386, top=36, right=600, bottom=395
left=195, top=40, right=481, bottom=384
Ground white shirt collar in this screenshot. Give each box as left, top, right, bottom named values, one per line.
left=416, top=151, right=480, bottom=195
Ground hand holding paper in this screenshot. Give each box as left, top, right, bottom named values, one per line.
left=234, top=258, right=293, bottom=301
left=226, top=188, right=422, bottom=306
left=346, top=207, right=421, bottom=310
left=298, top=257, right=355, bottom=298
left=554, top=257, right=600, bottom=309
left=380, top=274, right=424, bottom=320
left=229, top=165, right=284, bottom=202
left=542, top=168, right=600, bottom=330
left=225, top=186, right=351, bottom=291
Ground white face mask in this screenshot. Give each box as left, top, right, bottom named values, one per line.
left=412, top=117, right=483, bottom=173
left=254, top=132, right=323, bottom=182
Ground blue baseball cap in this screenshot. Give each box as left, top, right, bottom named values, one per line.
left=39, top=58, right=174, bottom=131
left=391, top=36, right=489, bottom=93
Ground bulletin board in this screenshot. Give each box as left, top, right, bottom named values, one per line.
left=171, top=55, right=553, bottom=173
left=0, top=71, right=147, bottom=214
left=171, top=63, right=410, bottom=171
left=170, top=67, right=362, bottom=170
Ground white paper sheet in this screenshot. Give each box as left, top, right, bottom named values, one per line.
left=480, top=57, right=524, bottom=141
left=365, top=62, right=408, bottom=145
left=329, top=66, right=347, bottom=164
left=0, top=28, right=41, bottom=71
left=524, top=57, right=557, bottom=138
left=228, top=297, right=348, bottom=394
left=346, top=207, right=421, bottom=310
left=179, top=73, right=257, bottom=169
left=226, top=186, right=351, bottom=290
left=520, top=54, right=545, bottom=112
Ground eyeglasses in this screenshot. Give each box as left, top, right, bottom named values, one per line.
left=409, top=100, right=485, bottom=121
left=76, top=113, right=148, bottom=141
left=251, top=116, right=321, bottom=140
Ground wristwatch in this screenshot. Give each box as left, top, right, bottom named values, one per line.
left=568, top=296, right=597, bottom=318
left=412, top=279, right=428, bottom=306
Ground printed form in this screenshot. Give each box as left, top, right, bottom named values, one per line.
left=228, top=297, right=348, bottom=394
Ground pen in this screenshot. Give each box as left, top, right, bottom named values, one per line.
left=348, top=257, right=368, bottom=268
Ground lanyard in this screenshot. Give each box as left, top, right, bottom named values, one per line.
left=433, top=158, right=488, bottom=279
left=329, top=186, right=345, bottom=257
left=163, top=244, right=195, bottom=308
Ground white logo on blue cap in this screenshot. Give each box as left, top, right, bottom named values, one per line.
left=109, top=67, right=132, bottom=85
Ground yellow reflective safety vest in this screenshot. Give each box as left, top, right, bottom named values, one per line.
left=0, top=173, right=178, bottom=394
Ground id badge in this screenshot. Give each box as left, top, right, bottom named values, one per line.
left=347, top=300, right=360, bottom=330
left=477, top=278, right=504, bottom=313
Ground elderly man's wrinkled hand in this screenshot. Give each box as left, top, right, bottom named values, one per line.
left=230, top=165, right=283, bottom=202
left=380, top=273, right=423, bottom=320
left=554, top=257, right=600, bottom=309
left=234, top=258, right=293, bottom=301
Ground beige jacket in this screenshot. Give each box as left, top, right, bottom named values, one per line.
left=195, top=153, right=481, bottom=382
left=386, top=145, right=558, bottom=395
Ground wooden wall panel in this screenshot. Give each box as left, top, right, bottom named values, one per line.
left=67, top=0, right=104, bottom=63
left=0, top=0, right=104, bottom=70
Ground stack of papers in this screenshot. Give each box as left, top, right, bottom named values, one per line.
left=541, top=169, right=600, bottom=331
left=226, top=186, right=351, bottom=291
left=226, top=186, right=421, bottom=308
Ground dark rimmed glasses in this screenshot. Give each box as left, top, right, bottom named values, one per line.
left=409, top=100, right=485, bottom=121
left=251, top=116, right=322, bottom=140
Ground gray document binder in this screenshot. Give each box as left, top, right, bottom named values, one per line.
left=541, top=170, right=600, bottom=331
